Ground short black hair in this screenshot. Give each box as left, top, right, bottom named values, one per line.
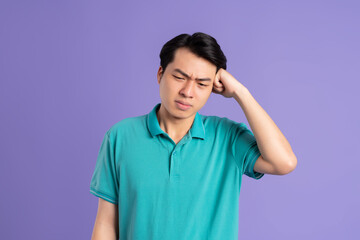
left=159, top=32, right=227, bottom=75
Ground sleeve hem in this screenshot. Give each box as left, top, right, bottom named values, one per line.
left=90, top=188, right=118, bottom=205
left=248, top=147, right=264, bottom=180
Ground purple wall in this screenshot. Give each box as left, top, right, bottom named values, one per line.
left=1, top=0, right=359, bottom=239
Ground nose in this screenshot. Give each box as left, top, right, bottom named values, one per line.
left=179, top=79, right=196, bottom=98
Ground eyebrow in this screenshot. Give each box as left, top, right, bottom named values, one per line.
left=173, top=68, right=212, bottom=82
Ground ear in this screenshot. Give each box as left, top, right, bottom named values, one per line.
left=157, top=66, right=163, bottom=84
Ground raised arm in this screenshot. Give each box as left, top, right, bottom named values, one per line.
left=212, top=68, right=297, bottom=175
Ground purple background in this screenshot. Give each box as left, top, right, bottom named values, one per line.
left=1, top=0, right=359, bottom=239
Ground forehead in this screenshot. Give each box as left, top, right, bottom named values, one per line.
left=169, top=48, right=216, bottom=77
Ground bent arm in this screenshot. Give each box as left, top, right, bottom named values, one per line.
left=234, top=86, right=297, bottom=175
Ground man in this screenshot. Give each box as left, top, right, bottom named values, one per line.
left=90, top=32, right=297, bottom=240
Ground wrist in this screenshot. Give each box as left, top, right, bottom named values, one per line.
left=233, top=85, right=250, bottom=104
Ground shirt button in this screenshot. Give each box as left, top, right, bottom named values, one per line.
left=173, top=152, right=176, bottom=156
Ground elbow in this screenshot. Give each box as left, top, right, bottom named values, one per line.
left=273, top=154, right=297, bottom=175
left=281, top=155, right=297, bottom=175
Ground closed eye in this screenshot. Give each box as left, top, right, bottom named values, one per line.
left=173, top=75, right=184, bottom=80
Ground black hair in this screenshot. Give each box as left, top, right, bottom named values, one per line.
left=159, top=32, right=227, bottom=75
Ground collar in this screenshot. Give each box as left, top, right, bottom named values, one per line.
left=147, top=103, right=205, bottom=140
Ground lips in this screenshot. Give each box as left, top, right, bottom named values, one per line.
left=175, top=100, right=192, bottom=106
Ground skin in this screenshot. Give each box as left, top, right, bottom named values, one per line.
left=156, top=47, right=218, bottom=144
left=91, top=44, right=298, bottom=240
left=91, top=198, right=118, bottom=240
left=213, top=69, right=297, bottom=175
left=157, top=47, right=297, bottom=175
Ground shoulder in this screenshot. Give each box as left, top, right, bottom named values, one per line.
left=200, top=114, right=247, bottom=131
left=105, top=114, right=147, bottom=139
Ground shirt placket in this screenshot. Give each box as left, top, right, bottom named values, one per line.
left=169, top=132, right=191, bottom=182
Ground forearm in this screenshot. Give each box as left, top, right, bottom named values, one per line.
left=91, top=221, right=118, bottom=240
left=233, top=85, right=297, bottom=169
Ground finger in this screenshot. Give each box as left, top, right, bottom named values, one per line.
left=214, top=81, right=223, bottom=88
left=213, top=86, right=224, bottom=93
left=214, top=84, right=224, bottom=89
left=212, top=88, right=222, bottom=94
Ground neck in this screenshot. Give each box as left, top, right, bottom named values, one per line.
left=156, top=104, right=195, bottom=140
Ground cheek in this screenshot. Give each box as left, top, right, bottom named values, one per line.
left=158, top=82, right=167, bottom=99
left=159, top=81, right=174, bottom=99
left=197, top=89, right=211, bottom=100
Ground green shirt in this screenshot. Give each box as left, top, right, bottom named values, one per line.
left=90, top=103, right=264, bottom=240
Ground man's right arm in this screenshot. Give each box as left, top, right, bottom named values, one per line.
left=91, top=198, right=119, bottom=240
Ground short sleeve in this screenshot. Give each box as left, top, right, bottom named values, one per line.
left=231, top=122, right=264, bottom=180
left=90, top=131, right=119, bottom=204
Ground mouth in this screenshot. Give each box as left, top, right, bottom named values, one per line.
left=175, top=100, right=192, bottom=106
left=175, top=100, right=192, bottom=110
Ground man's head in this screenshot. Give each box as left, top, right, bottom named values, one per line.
left=157, top=32, right=227, bottom=120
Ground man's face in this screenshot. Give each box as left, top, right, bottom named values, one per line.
left=157, top=47, right=217, bottom=120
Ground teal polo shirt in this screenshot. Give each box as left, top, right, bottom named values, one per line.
left=90, top=102, right=264, bottom=240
